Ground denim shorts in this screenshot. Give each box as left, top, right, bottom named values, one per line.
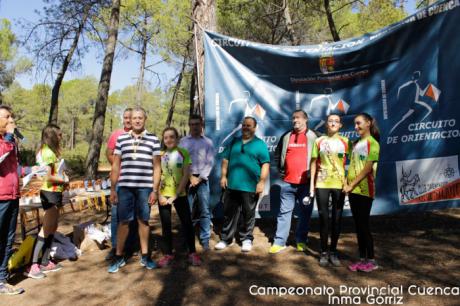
left=117, top=187, right=152, bottom=222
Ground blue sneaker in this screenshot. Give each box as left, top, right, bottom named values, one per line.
left=108, top=257, right=126, bottom=273
left=140, top=256, right=157, bottom=270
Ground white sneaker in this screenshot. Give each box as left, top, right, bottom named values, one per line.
left=215, top=241, right=230, bottom=250
left=241, top=240, right=252, bottom=252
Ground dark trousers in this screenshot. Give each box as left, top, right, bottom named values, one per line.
left=158, top=196, right=196, bottom=255
left=349, top=193, right=374, bottom=259
left=0, top=199, right=19, bottom=282
left=221, top=189, right=258, bottom=243
left=316, top=188, right=345, bottom=253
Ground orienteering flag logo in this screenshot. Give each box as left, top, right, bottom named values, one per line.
left=422, top=83, right=441, bottom=102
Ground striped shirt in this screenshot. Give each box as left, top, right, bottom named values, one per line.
left=114, top=130, right=161, bottom=188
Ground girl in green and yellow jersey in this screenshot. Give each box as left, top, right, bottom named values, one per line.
left=343, top=113, right=380, bottom=273
left=157, top=127, right=201, bottom=268
left=310, top=114, right=349, bottom=267
left=27, top=124, right=68, bottom=279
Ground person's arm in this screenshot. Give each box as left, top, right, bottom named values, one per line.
left=200, top=140, right=215, bottom=180
left=167, top=163, right=191, bottom=205
left=106, top=147, right=115, bottom=164
left=343, top=161, right=374, bottom=193
left=220, top=159, right=229, bottom=189
left=0, top=122, right=16, bottom=163
left=0, top=136, right=14, bottom=164
left=106, top=131, right=117, bottom=164
left=255, top=163, right=270, bottom=195
left=309, top=158, right=317, bottom=194
left=110, top=154, right=121, bottom=204
left=149, top=155, right=161, bottom=205
left=274, top=134, right=283, bottom=174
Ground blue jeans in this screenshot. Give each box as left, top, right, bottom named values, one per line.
left=110, top=204, right=139, bottom=251
left=0, top=199, right=19, bottom=282
left=273, top=182, right=313, bottom=246
left=188, top=181, right=211, bottom=246
left=117, top=187, right=152, bottom=223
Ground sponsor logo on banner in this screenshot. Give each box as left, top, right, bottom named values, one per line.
left=389, top=71, right=441, bottom=134
left=308, top=88, right=351, bottom=130
left=319, top=53, right=335, bottom=74
left=396, top=156, right=460, bottom=205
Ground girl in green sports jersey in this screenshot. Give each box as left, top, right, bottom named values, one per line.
left=26, top=124, right=68, bottom=279
left=343, top=113, right=380, bottom=273
left=157, top=127, right=201, bottom=268
left=310, top=114, right=349, bottom=267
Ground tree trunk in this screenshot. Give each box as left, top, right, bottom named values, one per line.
left=70, top=117, right=76, bottom=149
left=284, top=1, right=299, bottom=45
left=166, top=55, right=187, bottom=127
left=189, top=64, right=196, bottom=116
left=324, top=0, right=340, bottom=42
left=190, top=0, right=217, bottom=117
left=136, top=15, right=148, bottom=106
left=136, top=38, right=147, bottom=106
left=49, top=5, right=90, bottom=124
left=85, top=0, right=120, bottom=179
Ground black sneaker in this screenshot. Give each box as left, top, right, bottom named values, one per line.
left=329, top=252, right=341, bottom=267
left=105, top=248, right=116, bottom=261
left=319, top=252, right=329, bottom=267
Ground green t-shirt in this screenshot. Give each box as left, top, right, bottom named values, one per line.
left=160, top=147, right=191, bottom=197
left=36, top=144, right=64, bottom=192
left=312, top=135, right=350, bottom=189
left=222, top=137, right=270, bottom=192
left=347, top=136, right=380, bottom=198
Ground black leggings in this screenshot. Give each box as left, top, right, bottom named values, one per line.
left=158, top=196, right=196, bottom=255
left=349, top=193, right=374, bottom=259
left=316, top=188, right=345, bottom=253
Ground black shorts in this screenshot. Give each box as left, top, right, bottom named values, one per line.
left=40, top=190, right=63, bottom=210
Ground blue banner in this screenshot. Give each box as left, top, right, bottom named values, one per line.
left=204, top=0, right=460, bottom=216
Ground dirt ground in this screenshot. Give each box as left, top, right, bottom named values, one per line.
left=2, top=206, right=459, bottom=306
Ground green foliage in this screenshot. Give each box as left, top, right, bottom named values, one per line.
left=218, top=0, right=408, bottom=44
left=3, top=82, right=50, bottom=148
left=0, top=19, right=15, bottom=60
left=0, top=18, right=27, bottom=95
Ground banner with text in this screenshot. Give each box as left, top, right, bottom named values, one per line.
left=204, top=0, right=460, bottom=215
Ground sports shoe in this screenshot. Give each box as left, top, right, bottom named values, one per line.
left=214, top=241, right=231, bottom=250
left=358, top=261, right=379, bottom=272
left=188, top=253, right=202, bottom=266
left=140, top=256, right=157, bottom=269
left=269, top=244, right=286, bottom=254
left=0, top=283, right=24, bottom=295
left=348, top=260, right=366, bottom=272
left=319, top=252, right=329, bottom=267
left=24, top=263, right=46, bottom=279
left=40, top=261, right=63, bottom=273
left=105, top=248, right=116, bottom=261
left=296, top=242, right=308, bottom=252
left=108, top=256, right=126, bottom=273
left=329, top=253, right=341, bottom=267
left=241, top=240, right=252, bottom=252
left=158, top=255, right=175, bottom=268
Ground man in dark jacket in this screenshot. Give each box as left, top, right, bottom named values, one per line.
left=270, top=110, right=320, bottom=254
left=0, top=105, right=24, bottom=294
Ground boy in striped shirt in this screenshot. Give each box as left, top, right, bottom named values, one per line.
left=108, top=107, right=161, bottom=273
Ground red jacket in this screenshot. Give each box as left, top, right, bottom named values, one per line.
left=0, top=133, right=19, bottom=200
